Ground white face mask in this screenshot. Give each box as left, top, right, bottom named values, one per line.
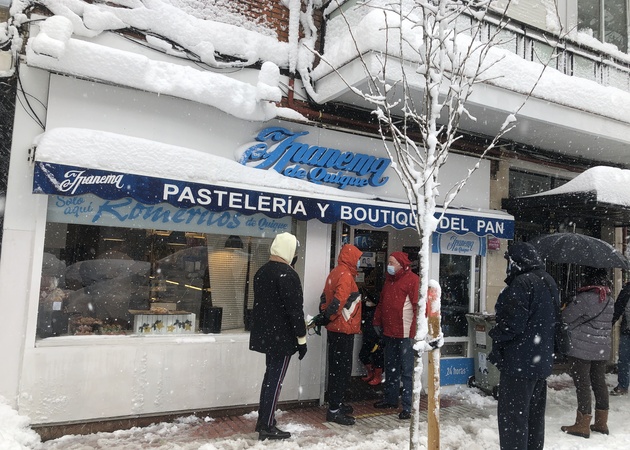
left=387, top=265, right=397, bottom=276
left=357, top=260, right=361, bottom=269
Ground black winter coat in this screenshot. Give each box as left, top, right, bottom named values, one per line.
left=249, top=260, right=306, bottom=355
left=489, top=242, right=558, bottom=379
left=613, top=282, right=630, bottom=334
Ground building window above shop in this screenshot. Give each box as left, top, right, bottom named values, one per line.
left=38, top=212, right=299, bottom=339
left=578, top=0, right=628, bottom=53
left=509, top=169, right=568, bottom=198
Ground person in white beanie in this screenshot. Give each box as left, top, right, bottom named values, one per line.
left=249, top=232, right=307, bottom=441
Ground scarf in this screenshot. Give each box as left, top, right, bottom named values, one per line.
left=577, top=285, right=610, bottom=303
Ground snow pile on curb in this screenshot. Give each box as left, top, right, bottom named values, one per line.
left=0, top=396, right=42, bottom=450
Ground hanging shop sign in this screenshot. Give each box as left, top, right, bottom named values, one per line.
left=237, top=127, right=391, bottom=189
left=33, top=162, right=514, bottom=238
left=432, top=231, right=487, bottom=256
left=46, top=194, right=292, bottom=238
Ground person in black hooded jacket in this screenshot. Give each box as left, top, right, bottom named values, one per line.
left=611, top=281, right=630, bottom=396
left=488, top=242, right=559, bottom=450
left=249, top=232, right=307, bottom=441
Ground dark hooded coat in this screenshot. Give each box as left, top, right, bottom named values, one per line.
left=249, top=260, right=306, bottom=356
left=488, top=242, right=559, bottom=379
left=613, top=282, right=630, bottom=334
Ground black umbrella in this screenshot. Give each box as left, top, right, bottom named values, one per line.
left=530, top=233, right=630, bottom=270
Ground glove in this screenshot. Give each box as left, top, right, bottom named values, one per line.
left=298, top=343, right=307, bottom=360
left=311, top=313, right=330, bottom=327
left=373, top=325, right=382, bottom=337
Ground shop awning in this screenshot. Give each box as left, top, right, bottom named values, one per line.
left=503, top=166, right=630, bottom=227
left=32, top=128, right=514, bottom=239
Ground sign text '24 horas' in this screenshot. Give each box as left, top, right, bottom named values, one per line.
left=238, top=127, right=391, bottom=189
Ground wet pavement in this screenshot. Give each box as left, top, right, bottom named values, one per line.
left=189, top=389, right=493, bottom=441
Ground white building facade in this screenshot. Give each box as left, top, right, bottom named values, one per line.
left=0, top=0, right=629, bottom=433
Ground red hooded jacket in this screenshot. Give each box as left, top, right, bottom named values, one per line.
left=374, top=251, right=420, bottom=338
left=320, top=244, right=363, bottom=335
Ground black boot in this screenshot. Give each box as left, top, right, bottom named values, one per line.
left=255, top=419, right=276, bottom=432
left=340, top=403, right=354, bottom=415
left=326, top=408, right=356, bottom=425
left=258, top=424, right=291, bottom=440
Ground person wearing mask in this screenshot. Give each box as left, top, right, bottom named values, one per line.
left=488, top=242, right=558, bottom=450
left=372, top=251, right=419, bottom=420
left=249, top=232, right=307, bottom=441
left=313, top=244, right=363, bottom=426
left=560, top=268, right=614, bottom=438
left=610, top=281, right=630, bottom=397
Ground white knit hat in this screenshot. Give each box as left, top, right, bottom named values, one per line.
left=270, top=232, right=298, bottom=264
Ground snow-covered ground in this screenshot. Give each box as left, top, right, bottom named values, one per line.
left=2, top=372, right=629, bottom=449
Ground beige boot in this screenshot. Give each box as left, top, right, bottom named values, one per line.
left=590, top=409, right=609, bottom=435
left=561, top=411, right=592, bottom=438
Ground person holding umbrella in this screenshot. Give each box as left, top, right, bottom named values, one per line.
left=560, top=268, right=614, bottom=438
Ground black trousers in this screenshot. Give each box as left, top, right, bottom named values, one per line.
left=358, top=335, right=383, bottom=369
left=568, top=356, right=609, bottom=414
left=497, top=373, right=547, bottom=450
left=327, top=331, right=355, bottom=410
left=258, top=353, right=291, bottom=428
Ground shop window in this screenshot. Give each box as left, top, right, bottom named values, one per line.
left=440, top=254, right=476, bottom=337
left=37, top=220, right=295, bottom=339
left=354, top=229, right=388, bottom=303
left=509, top=169, right=568, bottom=198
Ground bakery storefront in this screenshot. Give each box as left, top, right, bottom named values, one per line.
left=16, top=119, right=513, bottom=427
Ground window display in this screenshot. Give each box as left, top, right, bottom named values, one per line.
left=37, top=220, right=294, bottom=339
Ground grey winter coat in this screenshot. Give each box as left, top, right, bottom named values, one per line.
left=563, top=288, right=614, bottom=361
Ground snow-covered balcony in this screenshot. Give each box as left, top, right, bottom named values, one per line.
left=310, top=4, right=630, bottom=166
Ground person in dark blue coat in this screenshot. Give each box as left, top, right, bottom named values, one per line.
left=488, top=242, right=559, bottom=450
left=249, top=232, right=307, bottom=441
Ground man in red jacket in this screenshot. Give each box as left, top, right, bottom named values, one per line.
left=373, top=251, right=419, bottom=420
left=315, top=244, right=363, bottom=426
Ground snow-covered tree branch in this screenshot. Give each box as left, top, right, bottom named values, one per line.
left=301, top=0, right=565, bottom=448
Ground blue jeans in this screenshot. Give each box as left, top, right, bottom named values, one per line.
left=618, top=333, right=630, bottom=390
left=382, top=336, right=414, bottom=412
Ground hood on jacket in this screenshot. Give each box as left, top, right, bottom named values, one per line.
left=505, top=242, right=544, bottom=279
left=337, top=244, right=363, bottom=272
left=390, top=251, right=411, bottom=271
left=270, top=232, right=298, bottom=264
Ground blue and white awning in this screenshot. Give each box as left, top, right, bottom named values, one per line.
left=31, top=128, right=514, bottom=238
left=33, top=161, right=512, bottom=238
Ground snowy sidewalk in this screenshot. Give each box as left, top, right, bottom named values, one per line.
left=188, top=393, right=491, bottom=441
left=33, top=390, right=492, bottom=449
left=12, top=374, right=630, bottom=449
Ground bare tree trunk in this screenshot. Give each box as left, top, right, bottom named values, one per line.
left=426, top=286, right=442, bottom=450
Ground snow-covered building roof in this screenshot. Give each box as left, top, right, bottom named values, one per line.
left=529, top=166, right=630, bottom=207
left=3, top=0, right=629, bottom=166
left=504, top=166, right=630, bottom=227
